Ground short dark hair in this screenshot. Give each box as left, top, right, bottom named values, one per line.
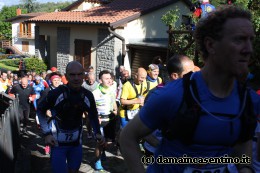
left=167, top=55, right=186, bottom=76
left=65, top=61, right=83, bottom=74
left=98, top=70, right=111, bottom=79
left=194, top=5, right=252, bottom=61
left=152, top=56, right=163, bottom=65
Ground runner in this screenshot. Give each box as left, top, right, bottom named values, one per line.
left=92, top=70, right=117, bottom=171
left=37, top=61, right=105, bottom=173
left=120, top=6, right=259, bottom=173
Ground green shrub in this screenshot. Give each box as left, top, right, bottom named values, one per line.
left=0, top=62, right=19, bottom=71
left=0, top=57, right=47, bottom=74
left=23, top=58, right=47, bottom=74
left=0, top=59, right=20, bottom=67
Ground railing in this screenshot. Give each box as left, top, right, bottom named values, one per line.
left=1, top=40, right=12, bottom=48
left=0, top=92, right=20, bottom=173
left=17, top=32, right=35, bottom=39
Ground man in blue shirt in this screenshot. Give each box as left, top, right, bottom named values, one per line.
left=120, top=6, right=259, bottom=173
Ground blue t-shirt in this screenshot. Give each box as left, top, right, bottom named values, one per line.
left=139, top=72, right=260, bottom=172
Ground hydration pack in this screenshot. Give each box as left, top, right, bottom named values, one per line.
left=55, top=85, right=86, bottom=130
left=161, top=72, right=257, bottom=145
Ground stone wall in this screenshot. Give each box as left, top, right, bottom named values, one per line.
left=96, top=29, right=115, bottom=75
left=57, top=27, right=70, bottom=74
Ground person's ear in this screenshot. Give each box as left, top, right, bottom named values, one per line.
left=170, top=73, right=179, bottom=80
left=204, top=36, right=216, bottom=55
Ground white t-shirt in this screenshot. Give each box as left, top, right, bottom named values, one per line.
left=92, top=86, right=115, bottom=115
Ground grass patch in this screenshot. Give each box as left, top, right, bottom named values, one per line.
left=0, top=62, right=19, bottom=71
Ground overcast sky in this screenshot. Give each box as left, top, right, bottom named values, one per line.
left=0, top=0, right=74, bottom=9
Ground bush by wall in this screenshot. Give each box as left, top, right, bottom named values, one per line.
left=0, top=58, right=47, bottom=74
left=23, top=58, right=47, bottom=74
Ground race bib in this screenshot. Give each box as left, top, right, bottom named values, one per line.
left=127, top=109, right=139, bottom=120
left=183, top=166, right=226, bottom=173
left=57, top=128, right=80, bottom=143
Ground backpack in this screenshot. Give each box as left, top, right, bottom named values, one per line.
left=161, top=72, right=257, bottom=145
left=53, top=85, right=86, bottom=129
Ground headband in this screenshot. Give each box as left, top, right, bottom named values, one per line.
left=50, top=75, right=61, bottom=81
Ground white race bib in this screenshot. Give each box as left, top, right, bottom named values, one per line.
left=57, top=129, right=80, bottom=143
left=127, top=109, right=139, bottom=120
left=183, top=166, right=226, bottom=173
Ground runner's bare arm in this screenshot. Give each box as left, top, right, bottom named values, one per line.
left=120, top=98, right=143, bottom=105
left=119, top=113, right=153, bottom=173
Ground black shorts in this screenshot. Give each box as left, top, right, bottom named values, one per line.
left=103, top=116, right=117, bottom=141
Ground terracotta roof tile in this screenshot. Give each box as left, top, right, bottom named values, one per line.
left=28, top=0, right=191, bottom=27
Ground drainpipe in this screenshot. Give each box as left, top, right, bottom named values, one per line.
left=108, top=27, right=126, bottom=65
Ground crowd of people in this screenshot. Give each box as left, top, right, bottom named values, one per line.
left=0, top=5, right=260, bottom=173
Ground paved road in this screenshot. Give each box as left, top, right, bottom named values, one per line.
left=15, top=116, right=129, bottom=173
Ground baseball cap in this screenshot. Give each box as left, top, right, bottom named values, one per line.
left=50, top=67, right=57, bottom=72
left=148, top=64, right=159, bottom=71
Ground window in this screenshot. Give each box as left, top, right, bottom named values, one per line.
left=19, top=23, right=31, bottom=37
left=22, top=41, right=29, bottom=52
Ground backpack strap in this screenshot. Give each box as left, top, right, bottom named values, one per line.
left=143, top=78, right=160, bottom=95
left=143, top=82, right=150, bottom=95
left=238, top=86, right=257, bottom=143
left=127, top=79, right=142, bottom=99
left=161, top=72, right=201, bottom=145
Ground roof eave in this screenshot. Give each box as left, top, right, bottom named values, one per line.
left=110, top=13, right=140, bottom=28
left=110, top=0, right=192, bottom=28
left=61, top=0, right=84, bottom=11
left=141, top=0, right=191, bottom=16
left=5, top=16, right=32, bottom=22
left=26, top=20, right=110, bottom=26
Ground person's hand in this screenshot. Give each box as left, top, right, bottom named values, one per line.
left=136, top=97, right=144, bottom=106
left=29, top=96, right=33, bottom=102
left=46, top=110, right=52, bottom=117
left=45, top=135, right=57, bottom=146
left=112, top=109, right=117, bottom=115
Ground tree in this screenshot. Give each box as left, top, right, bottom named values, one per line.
left=162, top=0, right=260, bottom=82
left=21, top=0, right=38, bottom=13
left=0, top=6, right=17, bottom=39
